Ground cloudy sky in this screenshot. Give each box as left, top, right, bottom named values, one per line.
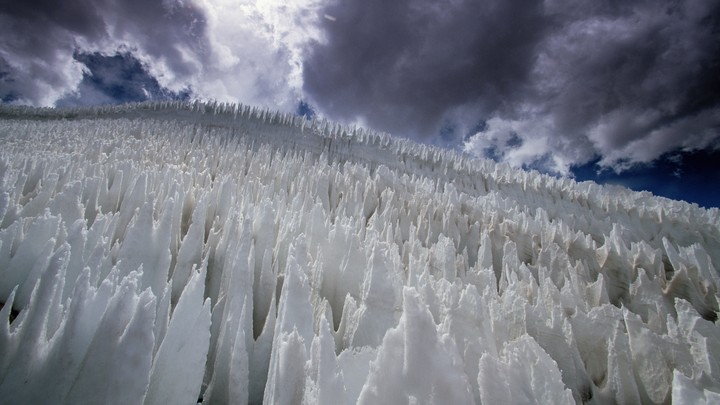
left=1, top=0, right=719, bottom=207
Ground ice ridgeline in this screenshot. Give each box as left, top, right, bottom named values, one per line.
left=0, top=102, right=719, bottom=405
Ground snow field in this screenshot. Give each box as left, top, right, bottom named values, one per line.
left=0, top=102, right=719, bottom=404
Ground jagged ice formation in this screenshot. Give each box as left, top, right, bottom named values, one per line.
left=0, top=101, right=719, bottom=404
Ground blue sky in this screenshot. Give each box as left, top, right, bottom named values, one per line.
left=1, top=0, right=718, bottom=208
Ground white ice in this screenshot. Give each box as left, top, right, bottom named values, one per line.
left=0, top=101, right=719, bottom=404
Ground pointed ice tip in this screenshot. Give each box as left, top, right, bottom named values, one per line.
left=0, top=286, right=18, bottom=324
left=401, top=286, right=421, bottom=312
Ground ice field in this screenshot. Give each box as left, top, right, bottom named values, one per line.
left=0, top=102, right=719, bottom=404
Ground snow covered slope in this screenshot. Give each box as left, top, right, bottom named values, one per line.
left=0, top=101, right=719, bottom=404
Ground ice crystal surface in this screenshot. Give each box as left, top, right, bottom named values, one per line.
left=0, top=102, right=719, bottom=404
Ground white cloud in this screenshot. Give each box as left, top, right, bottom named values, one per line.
left=0, top=0, right=326, bottom=110
left=464, top=106, right=720, bottom=176
left=595, top=107, right=720, bottom=171
left=463, top=113, right=596, bottom=176
left=128, top=0, right=327, bottom=110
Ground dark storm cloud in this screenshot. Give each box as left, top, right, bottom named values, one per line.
left=0, top=0, right=206, bottom=105
left=304, top=0, right=720, bottom=172
left=538, top=0, right=720, bottom=162
left=303, top=0, right=549, bottom=138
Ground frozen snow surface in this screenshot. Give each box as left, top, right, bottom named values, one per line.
left=0, top=101, right=719, bottom=404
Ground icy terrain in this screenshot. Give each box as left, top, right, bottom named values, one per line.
left=0, top=102, right=719, bottom=404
